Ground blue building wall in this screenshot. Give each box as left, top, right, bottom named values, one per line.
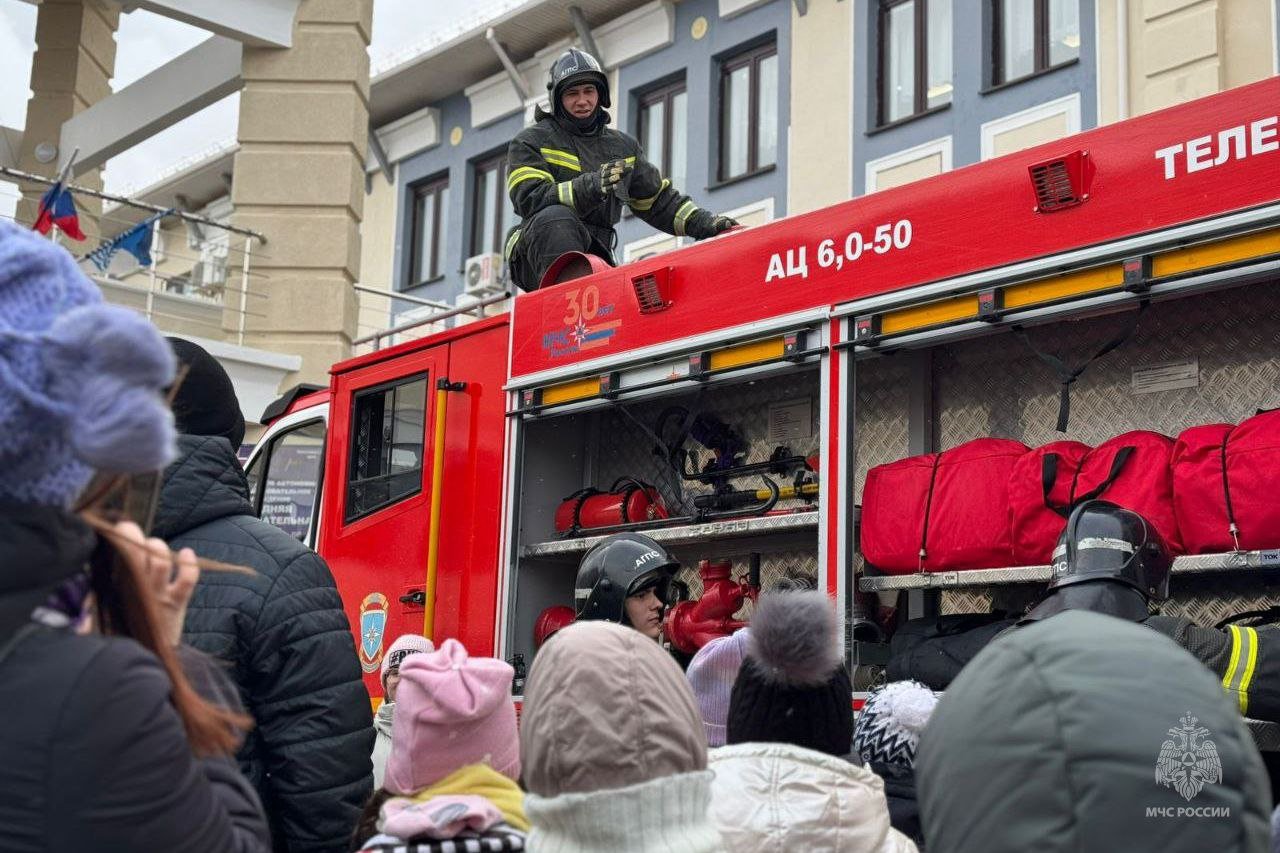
left=851, top=0, right=1098, bottom=195
left=391, top=0, right=791, bottom=313
left=614, top=0, right=791, bottom=249
left=392, top=92, right=524, bottom=311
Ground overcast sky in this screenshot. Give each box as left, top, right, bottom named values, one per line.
left=0, top=1, right=516, bottom=216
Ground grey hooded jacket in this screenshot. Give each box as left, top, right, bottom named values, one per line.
left=917, top=610, right=1271, bottom=853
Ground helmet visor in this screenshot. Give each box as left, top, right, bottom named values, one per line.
left=1052, top=535, right=1138, bottom=579
left=627, top=569, right=675, bottom=606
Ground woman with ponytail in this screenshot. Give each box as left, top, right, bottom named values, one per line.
left=0, top=221, right=270, bottom=852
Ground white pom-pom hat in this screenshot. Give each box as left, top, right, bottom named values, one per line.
left=852, top=679, right=940, bottom=769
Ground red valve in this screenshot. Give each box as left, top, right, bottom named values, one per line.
left=664, top=559, right=759, bottom=654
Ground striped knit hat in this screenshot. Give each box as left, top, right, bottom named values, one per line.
left=852, top=680, right=939, bottom=769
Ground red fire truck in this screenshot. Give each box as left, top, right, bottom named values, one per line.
left=245, top=78, right=1280, bottom=707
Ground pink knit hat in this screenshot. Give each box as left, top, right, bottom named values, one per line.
left=381, top=633, right=435, bottom=688
left=685, top=628, right=751, bottom=748
left=386, top=639, right=520, bottom=795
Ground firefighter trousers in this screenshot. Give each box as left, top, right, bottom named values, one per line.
left=508, top=205, right=614, bottom=292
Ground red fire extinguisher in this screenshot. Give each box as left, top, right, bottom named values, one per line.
left=664, top=558, right=760, bottom=654
left=554, top=477, right=669, bottom=535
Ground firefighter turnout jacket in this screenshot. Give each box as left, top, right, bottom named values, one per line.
left=1146, top=615, right=1280, bottom=723
left=506, top=109, right=725, bottom=265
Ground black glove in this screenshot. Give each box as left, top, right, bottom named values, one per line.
left=710, top=215, right=739, bottom=235
left=688, top=210, right=741, bottom=240
left=569, top=159, right=630, bottom=209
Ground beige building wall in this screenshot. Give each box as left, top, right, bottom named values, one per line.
left=355, top=169, right=400, bottom=342
left=231, top=0, right=374, bottom=386
left=990, top=113, right=1072, bottom=157
left=865, top=138, right=952, bottom=193
left=786, top=0, right=852, bottom=214
left=980, top=94, right=1083, bottom=160
left=1096, top=0, right=1277, bottom=125
left=16, top=0, right=118, bottom=239
left=872, top=156, right=944, bottom=191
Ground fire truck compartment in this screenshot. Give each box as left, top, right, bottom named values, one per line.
left=852, top=275, right=1280, bottom=628
left=507, top=364, right=824, bottom=665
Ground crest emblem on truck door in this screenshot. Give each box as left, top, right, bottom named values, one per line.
left=358, top=592, right=389, bottom=673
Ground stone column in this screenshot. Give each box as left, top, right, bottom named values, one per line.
left=230, top=0, right=373, bottom=384
left=16, top=0, right=118, bottom=239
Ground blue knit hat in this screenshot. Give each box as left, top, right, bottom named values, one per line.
left=0, top=221, right=176, bottom=507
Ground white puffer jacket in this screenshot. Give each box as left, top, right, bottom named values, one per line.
left=709, top=743, right=919, bottom=853
left=370, top=702, right=394, bottom=789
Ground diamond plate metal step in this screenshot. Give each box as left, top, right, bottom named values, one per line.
left=858, top=550, right=1280, bottom=592
left=521, top=510, right=820, bottom=558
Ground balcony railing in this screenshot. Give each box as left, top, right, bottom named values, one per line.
left=1, top=166, right=267, bottom=344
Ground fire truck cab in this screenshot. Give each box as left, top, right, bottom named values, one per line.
left=246, top=78, right=1280, bottom=713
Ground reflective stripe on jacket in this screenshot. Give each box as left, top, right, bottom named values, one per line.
left=506, top=110, right=715, bottom=253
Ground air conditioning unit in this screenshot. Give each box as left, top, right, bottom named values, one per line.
left=464, top=252, right=505, bottom=296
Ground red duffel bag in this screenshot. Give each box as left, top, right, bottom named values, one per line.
left=1007, top=440, right=1091, bottom=565
left=554, top=477, right=669, bottom=536
left=1068, top=430, right=1183, bottom=553
left=1173, top=410, right=1280, bottom=553
left=861, top=438, right=1029, bottom=574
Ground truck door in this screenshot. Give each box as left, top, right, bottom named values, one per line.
left=322, top=345, right=447, bottom=700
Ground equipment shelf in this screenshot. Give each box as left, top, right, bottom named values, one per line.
left=858, top=550, right=1280, bottom=592
left=520, top=510, right=820, bottom=558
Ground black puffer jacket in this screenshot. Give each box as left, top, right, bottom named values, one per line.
left=873, top=763, right=924, bottom=850
left=0, top=503, right=270, bottom=853
left=154, top=435, right=374, bottom=853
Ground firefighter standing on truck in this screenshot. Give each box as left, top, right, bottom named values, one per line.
left=505, top=48, right=740, bottom=292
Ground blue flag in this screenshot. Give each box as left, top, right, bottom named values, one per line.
left=85, top=209, right=172, bottom=272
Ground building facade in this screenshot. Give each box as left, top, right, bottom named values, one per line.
left=10, top=0, right=1279, bottom=428
left=849, top=0, right=1278, bottom=195
left=362, top=0, right=1278, bottom=332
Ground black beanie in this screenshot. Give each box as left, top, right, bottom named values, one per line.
left=726, top=590, right=854, bottom=757
left=167, top=338, right=246, bottom=450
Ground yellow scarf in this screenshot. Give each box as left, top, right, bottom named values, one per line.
left=406, top=764, right=529, bottom=832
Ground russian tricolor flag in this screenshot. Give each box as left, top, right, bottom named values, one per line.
left=32, top=183, right=86, bottom=241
